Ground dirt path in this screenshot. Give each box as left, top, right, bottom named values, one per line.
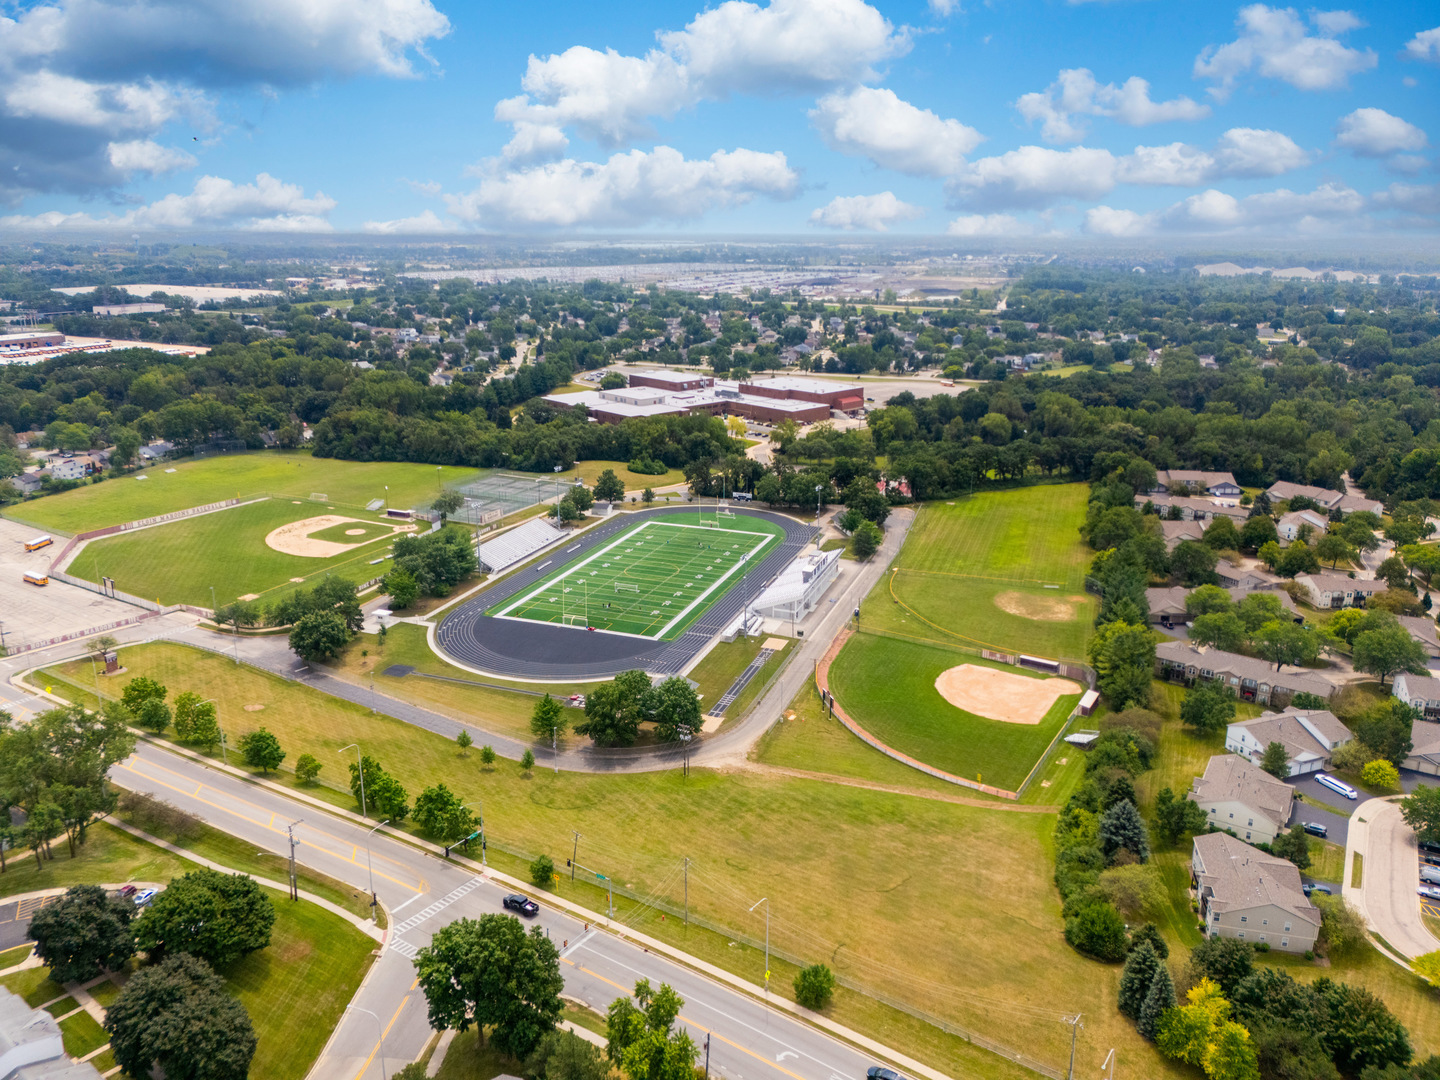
left=739, top=760, right=1058, bottom=812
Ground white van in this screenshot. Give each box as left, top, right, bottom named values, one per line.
left=1315, top=773, right=1358, bottom=800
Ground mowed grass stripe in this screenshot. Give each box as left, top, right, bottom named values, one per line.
left=491, top=514, right=783, bottom=639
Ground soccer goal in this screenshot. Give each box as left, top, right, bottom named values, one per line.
left=614, top=582, right=640, bottom=594
left=562, top=613, right=587, bottom=626
left=717, top=508, right=736, bottom=519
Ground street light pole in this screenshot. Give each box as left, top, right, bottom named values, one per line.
left=571, top=831, right=582, bottom=882
left=340, top=743, right=367, bottom=817
left=345, top=1005, right=389, bottom=1080
left=748, top=896, right=770, bottom=993
left=365, top=819, right=389, bottom=911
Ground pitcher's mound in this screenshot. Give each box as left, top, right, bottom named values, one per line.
left=934, top=664, right=1084, bottom=724
left=994, top=590, right=1088, bottom=622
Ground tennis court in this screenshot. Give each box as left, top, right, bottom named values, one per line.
left=487, top=512, right=784, bottom=640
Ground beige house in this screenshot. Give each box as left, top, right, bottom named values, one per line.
left=1189, top=755, right=1295, bottom=844
left=1155, top=640, right=1338, bottom=707
left=1192, top=832, right=1321, bottom=953
left=1404, top=718, right=1440, bottom=776
left=1398, top=616, right=1440, bottom=658
left=1293, top=573, right=1390, bottom=609
left=1265, top=481, right=1384, bottom=517
left=1225, top=708, right=1353, bottom=777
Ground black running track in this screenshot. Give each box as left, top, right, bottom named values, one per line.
left=436, top=507, right=818, bottom=681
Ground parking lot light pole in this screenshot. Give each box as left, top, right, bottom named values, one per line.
left=748, top=896, right=770, bottom=992
left=340, top=743, right=367, bottom=817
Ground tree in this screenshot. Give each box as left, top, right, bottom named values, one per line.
left=1088, top=621, right=1155, bottom=711
left=606, top=980, right=699, bottom=1080
left=1355, top=698, right=1418, bottom=766
left=648, top=677, right=700, bottom=742
left=1204, top=517, right=1241, bottom=551
left=1378, top=554, right=1414, bottom=589
left=1154, top=786, right=1209, bottom=846
left=593, top=469, right=626, bottom=503
left=1258, top=540, right=1282, bottom=571
left=1181, top=683, right=1237, bottom=736
left=432, top=490, right=464, bottom=523
left=456, top=729, right=473, bottom=755
left=1137, top=962, right=1175, bottom=1040
left=525, top=1029, right=613, bottom=1080
left=1064, top=902, right=1129, bottom=962
left=1204, top=1021, right=1261, bottom=1080
left=1190, top=612, right=1247, bottom=652
left=1119, top=940, right=1161, bottom=1019
left=531, top=854, right=556, bottom=888
left=1313, top=894, right=1367, bottom=955
left=1252, top=620, right=1319, bottom=671
left=349, top=755, right=409, bottom=821
left=1099, top=800, right=1150, bottom=862
left=1411, top=950, right=1440, bottom=988
left=1236, top=592, right=1285, bottom=633
left=1313, top=977, right=1412, bottom=1075
left=120, top=676, right=166, bottom=712
left=134, top=868, right=275, bottom=967
left=105, top=953, right=256, bottom=1080
left=172, top=691, right=205, bottom=741
left=289, top=610, right=352, bottom=662
left=1362, top=759, right=1401, bottom=790
left=852, top=520, right=883, bottom=560
left=1353, top=624, right=1428, bottom=686
left=480, top=744, right=497, bottom=767
left=294, top=753, right=322, bottom=784
left=1270, top=827, right=1312, bottom=870
left=237, top=727, right=284, bottom=773
left=521, top=748, right=536, bottom=773
left=1189, top=937, right=1255, bottom=996
left=1315, top=533, right=1355, bottom=569
left=1157, top=978, right=1231, bottom=1067
left=26, top=884, right=135, bottom=983
left=385, top=567, right=420, bottom=610
left=793, top=964, right=835, bottom=1011
left=1401, top=785, right=1440, bottom=844
left=414, top=783, right=476, bottom=844
left=1172, top=540, right=1219, bottom=586
left=1260, top=740, right=1291, bottom=778
left=1098, top=864, right=1166, bottom=918
left=1403, top=544, right=1440, bottom=587
left=134, top=696, right=172, bottom=733
left=575, top=670, right=651, bottom=747
left=642, top=488, right=655, bottom=504
left=1187, top=585, right=1234, bottom=618
left=531, top=694, right=567, bottom=743
left=1239, top=515, right=1278, bottom=552
left=415, top=915, right=564, bottom=1058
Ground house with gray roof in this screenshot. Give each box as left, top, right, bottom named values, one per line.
left=1398, top=615, right=1440, bottom=658
left=1393, top=671, right=1440, bottom=721
left=0, top=987, right=102, bottom=1080
left=1225, top=707, right=1352, bottom=777
left=1192, top=832, right=1321, bottom=953
left=1155, top=640, right=1338, bottom=707
left=1266, top=481, right=1383, bottom=517
left=1153, top=470, right=1242, bottom=500
left=1138, top=494, right=1249, bottom=523
left=1403, top=718, right=1440, bottom=776
left=1189, top=754, right=1295, bottom=844
left=1160, top=518, right=1206, bottom=551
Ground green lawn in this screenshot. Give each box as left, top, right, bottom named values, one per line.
left=0, top=944, right=32, bottom=970
left=306, top=520, right=396, bottom=544
left=485, top=514, right=783, bottom=640
left=0, top=966, right=68, bottom=1007
left=434, top=1028, right=524, bottom=1080
left=859, top=484, right=1096, bottom=661
left=59, top=1010, right=109, bottom=1058
left=70, top=498, right=403, bottom=607
left=550, top=459, right=689, bottom=491
left=828, top=633, right=1081, bottom=791
left=87, top=979, right=122, bottom=1009
left=686, top=636, right=792, bottom=718
left=5, top=452, right=480, bottom=534
left=42, top=639, right=1182, bottom=1080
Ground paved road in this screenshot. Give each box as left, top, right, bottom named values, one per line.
left=1345, top=798, right=1440, bottom=960
left=0, top=896, right=60, bottom=951
left=108, top=743, right=895, bottom=1080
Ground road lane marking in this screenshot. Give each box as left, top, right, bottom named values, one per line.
left=350, top=995, right=411, bottom=1080
left=391, top=877, right=482, bottom=934
left=390, top=940, right=419, bottom=959
left=392, top=892, right=427, bottom=914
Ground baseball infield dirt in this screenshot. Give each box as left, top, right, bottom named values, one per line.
left=264, top=515, right=412, bottom=558
left=933, top=663, right=1084, bottom=724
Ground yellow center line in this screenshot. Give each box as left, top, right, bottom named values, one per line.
left=350, top=995, right=411, bottom=1080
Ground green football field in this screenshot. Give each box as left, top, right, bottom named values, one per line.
left=487, top=512, right=784, bottom=639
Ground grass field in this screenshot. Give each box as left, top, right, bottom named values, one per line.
left=487, top=513, right=783, bottom=639
left=42, top=640, right=1188, bottom=1080
left=828, top=633, right=1081, bottom=791
left=550, top=459, right=688, bottom=491
left=70, top=498, right=405, bottom=607
left=686, top=635, right=792, bottom=719
left=860, top=484, right=1096, bottom=661
left=5, top=452, right=480, bottom=534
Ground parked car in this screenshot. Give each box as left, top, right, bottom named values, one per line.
left=866, top=1068, right=901, bottom=1080
left=1420, top=866, right=1440, bottom=886
left=1303, top=883, right=1331, bottom=897
left=118, top=885, right=137, bottom=898
left=1418, top=885, right=1440, bottom=902
left=503, top=893, right=540, bottom=916
left=1315, top=773, right=1358, bottom=800
left=1301, top=821, right=1329, bottom=838
left=133, top=888, right=157, bottom=908
left=1420, top=840, right=1440, bottom=857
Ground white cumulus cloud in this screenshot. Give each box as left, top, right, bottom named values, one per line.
left=809, top=192, right=923, bottom=230
left=1372, top=183, right=1440, bottom=214
left=496, top=0, right=908, bottom=149
left=1016, top=68, right=1209, bottom=143
left=1083, top=206, right=1154, bottom=237
left=106, top=139, right=196, bottom=176
left=810, top=87, right=982, bottom=176
left=1406, top=27, right=1440, bottom=62
left=1334, top=108, right=1428, bottom=156
left=945, top=213, right=1033, bottom=237
left=363, top=210, right=457, bottom=234
left=1085, top=181, right=1367, bottom=236
left=1195, top=5, right=1377, bottom=100
left=444, top=146, right=799, bottom=229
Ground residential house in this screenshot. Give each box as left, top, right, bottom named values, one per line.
left=1277, top=508, right=1330, bottom=542
left=50, top=458, right=85, bottom=481
left=1146, top=586, right=1193, bottom=626
left=1293, top=573, right=1390, bottom=609
left=1225, top=708, right=1352, bottom=777
left=1189, top=754, right=1295, bottom=844
left=1403, top=718, right=1440, bottom=776
left=1398, top=616, right=1440, bottom=658
left=1265, top=481, right=1383, bottom=517
left=1191, top=832, right=1321, bottom=953
left=9, top=472, right=42, bottom=495
left=1160, top=518, right=1206, bottom=551
left=1155, top=640, right=1337, bottom=706
left=0, top=986, right=103, bottom=1080
left=1137, top=493, right=1249, bottom=522
left=1153, top=471, right=1242, bottom=500
left=1393, top=672, right=1440, bottom=721
left=138, top=440, right=174, bottom=462
left=1215, top=566, right=1285, bottom=592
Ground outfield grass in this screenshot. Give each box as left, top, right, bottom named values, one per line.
left=859, top=484, right=1096, bottom=660
left=306, top=520, right=395, bottom=544
left=5, top=452, right=480, bottom=534
left=70, top=498, right=402, bottom=607
left=487, top=513, right=783, bottom=639
left=43, top=639, right=1184, bottom=1079
left=828, top=633, right=1080, bottom=791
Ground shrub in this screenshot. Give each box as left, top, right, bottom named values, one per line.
left=793, top=964, right=836, bottom=1010
left=1064, top=901, right=1128, bottom=962
left=531, top=854, right=556, bottom=889
left=1361, top=759, right=1401, bottom=790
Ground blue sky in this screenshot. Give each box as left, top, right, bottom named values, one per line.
left=0, top=0, right=1435, bottom=240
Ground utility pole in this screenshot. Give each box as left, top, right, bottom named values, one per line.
left=571, top=831, right=582, bottom=882
left=1064, top=1014, right=1083, bottom=1080
left=683, top=858, right=690, bottom=927
left=286, top=819, right=302, bottom=901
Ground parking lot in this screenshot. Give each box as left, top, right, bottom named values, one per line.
left=0, top=517, right=142, bottom=650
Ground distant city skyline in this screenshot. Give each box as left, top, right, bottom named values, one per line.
left=0, top=0, right=1434, bottom=240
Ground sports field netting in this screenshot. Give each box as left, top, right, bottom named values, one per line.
left=440, top=471, right=558, bottom=525
left=487, top=515, right=783, bottom=640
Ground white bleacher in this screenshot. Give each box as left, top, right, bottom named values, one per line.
left=477, top=517, right=567, bottom=573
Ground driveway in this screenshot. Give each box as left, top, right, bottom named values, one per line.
left=1344, top=797, right=1440, bottom=960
